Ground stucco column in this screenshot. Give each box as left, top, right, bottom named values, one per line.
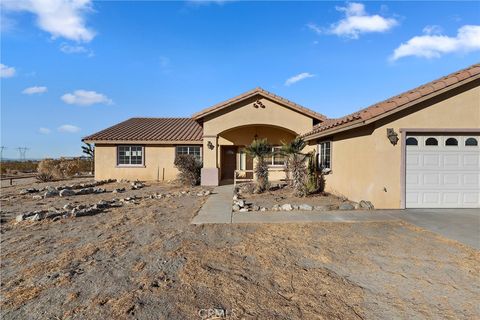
left=201, top=135, right=220, bottom=186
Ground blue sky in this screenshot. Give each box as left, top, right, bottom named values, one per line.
left=1, top=1, right=479, bottom=159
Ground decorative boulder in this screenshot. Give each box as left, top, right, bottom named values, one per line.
left=281, top=204, right=293, bottom=211
left=339, top=202, right=355, bottom=210
left=59, top=189, right=76, bottom=197
left=299, top=204, right=313, bottom=211
left=44, top=190, right=59, bottom=198
left=359, top=200, right=374, bottom=210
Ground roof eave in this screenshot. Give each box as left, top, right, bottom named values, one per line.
left=82, top=139, right=203, bottom=145
left=303, top=73, right=480, bottom=141
left=192, top=88, right=326, bottom=121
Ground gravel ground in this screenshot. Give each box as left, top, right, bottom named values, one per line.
left=1, top=178, right=478, bottom=319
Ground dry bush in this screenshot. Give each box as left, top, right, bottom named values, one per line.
left=37, top=158, right=83, bottom=180
left=36, top=172, right=54, bottom=182
left=238, top=182, right=256, bottom=194
left=1, top=161, right=39, bottom=175
left=174, top=154, right=202, bottom=186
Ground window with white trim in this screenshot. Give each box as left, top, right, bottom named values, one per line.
left=117, top=145, right=144, bottom=166
left=176, top=146, right=202, bottom=161
left=265, top=146, right=285, bottom=166
left=318, top=141, right=331, bottom=170
left=271, top=146, right=285, bottom=166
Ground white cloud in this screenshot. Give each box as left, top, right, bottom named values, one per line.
left=58, top=124, right=80, bottom=133
left=310, top=2, right=397, bottom=39
left=61, top=90, right=113, bottom=106
left=391, top=25, right=480, bottom=60
left=38, top=127, right=51, bottom=134
left=59, top=43, right=93, bottom=56
left=285, top=72, right=315, bottom=86
left=307, top=23, right=323, bottom=34
left=422, top=25, right=443, bottom=35
left=1, top=0, right=95, bottom=42
left=22, top=86, right=47, bottom=94
left=0, top=63, right=16, bottom=78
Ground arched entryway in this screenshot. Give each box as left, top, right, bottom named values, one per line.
left=217, top=125, right=297, bottom=183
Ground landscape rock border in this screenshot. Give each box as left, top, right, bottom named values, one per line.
left=232, top=187, right=374, bottom=213
left=15, top=188, right=213, bottom=223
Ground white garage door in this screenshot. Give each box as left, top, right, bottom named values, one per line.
left=406, top=134, right=480, bottom=208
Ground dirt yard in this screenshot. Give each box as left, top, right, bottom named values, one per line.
left=1, top=178, right=479, bottom=319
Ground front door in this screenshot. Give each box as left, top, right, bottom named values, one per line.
left=221, top=146, right=238, bottom=180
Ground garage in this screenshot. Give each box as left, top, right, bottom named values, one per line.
left=405, top=134, right=480, bottom=208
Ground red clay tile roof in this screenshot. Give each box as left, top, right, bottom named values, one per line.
left=302, top=63, right=480, bottom=140
left=82, top=118, right=203, bottom=143
left=192, top=87, right=326, bottom=121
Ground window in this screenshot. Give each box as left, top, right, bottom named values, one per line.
left=406, top=137, right=418, bottom=146
left=117, top=145, right=144, bottom=166
left=318, top=141, right=331, bottom=170
left=176, top=146, right=202, bottom=161
left=465, top=138, right=478, bottom=146
left=239, top=150, right=246, bottom=170
left=425, top=137, right=438, bottom=146
left=445, top=138, right=458, bottom=146
left=265, top=147, right=285, bottom=166
left=272, top=147, right=285, bottom=166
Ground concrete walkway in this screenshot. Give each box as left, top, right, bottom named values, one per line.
left=232, top=210, right=401, bottom=224
left=191, top=189, right=479, bottom=249
left=191, top=185, right=233, bottom=224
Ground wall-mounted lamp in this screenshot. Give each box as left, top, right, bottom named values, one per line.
left=387, top=128, right=399, bottom=145
left=254, top=134, right=258, bottom=141
left=207, top=141, right=215, bottom=150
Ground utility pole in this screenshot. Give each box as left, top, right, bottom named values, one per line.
left=0, top=146, right=5, bottom=161
left=17, top=147, right=29, bottom=162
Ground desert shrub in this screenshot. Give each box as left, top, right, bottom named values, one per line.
left=245, top=138, right=272, bottom=193
left=1, top=160, right=39, bottom=174
left=37, top=158, right=83, bottom=180
left=237, top=182, right=256, bottom=194
left=36, top=172, right=54, bottom=182
left=60, top=159, right=81, bottom=177
left=306, top=152, right=318, bottom=194
left=37, top=159, right=63, bottom=180
left=174, top=154, right=202, bottom=186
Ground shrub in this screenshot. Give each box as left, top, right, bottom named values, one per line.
left=237, top=182, right=256, bottom=194
left=174, top=154, right=202, bottom=186
left=37, top=158, right=82, bottom=180
left=36, top=172, right=54, bottom=182
left=245, top=138, right=272, bottom=193
left=306, top=152, right=318, bottom=194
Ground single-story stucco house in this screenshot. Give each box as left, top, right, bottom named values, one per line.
left=83, top=64, right=480, bottom=209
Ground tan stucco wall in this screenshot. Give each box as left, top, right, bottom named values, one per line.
left=200, top=97, right=316, bottom=185
left=323, top=83, right=480, bottom=209
left=203, top=97, right=314, bottom=136
left=94, top=144, right=188, bottom=181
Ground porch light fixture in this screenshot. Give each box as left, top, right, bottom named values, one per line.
left=207, top=141, right=215, bottom=150
left=387, top=128, right=399, bottom=145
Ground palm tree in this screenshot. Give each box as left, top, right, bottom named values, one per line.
left=281, top=137, right=308, bottom=196
left=81, top=142, right=95, bottom=174
left=244, top=138, right=272, bottom=193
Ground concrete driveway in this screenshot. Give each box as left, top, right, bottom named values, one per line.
left=389, top=209, right=480, bottom=249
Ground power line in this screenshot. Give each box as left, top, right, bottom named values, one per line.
left=17, top=147, right=29, bottom=161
